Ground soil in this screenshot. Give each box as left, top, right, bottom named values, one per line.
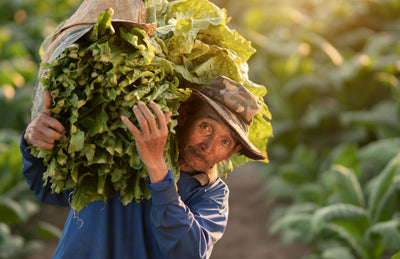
left=27, top=163, right=311, bottom=259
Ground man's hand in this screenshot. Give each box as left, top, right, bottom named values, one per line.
left=121, top=101, right=172, bottom=183
left=24, top=91, right=66, bottom=150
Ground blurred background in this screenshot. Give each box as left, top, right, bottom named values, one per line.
left=0, top=0, right=399, bottom=258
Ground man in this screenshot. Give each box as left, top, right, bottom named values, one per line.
left=21, top=76, right=266, bottom=258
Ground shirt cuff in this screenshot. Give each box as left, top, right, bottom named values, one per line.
left=147, top=170, right=179, bottom=206
left=20, top=129, right=34, bottom=158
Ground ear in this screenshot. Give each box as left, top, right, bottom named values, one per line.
left=232, top=144, right=242, bottom=155
left=226, top=144, right=242, bottom=159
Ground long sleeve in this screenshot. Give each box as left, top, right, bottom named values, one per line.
left=148, top=171, right=229, bottom=259
left=20, top=132, right=71, bottom=206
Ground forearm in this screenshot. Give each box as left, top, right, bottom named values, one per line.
left=151, top=200, right=215, bottom=259
left=20, top=131, right=71, bottom=206
left=148, top=172, right=227, bottom=259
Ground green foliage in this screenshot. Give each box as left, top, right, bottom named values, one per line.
left=235, top=0, right=400, bottom=155
left=269, top=147, right=400, bottom=258
left=215, top=0, right=400, bottom=257
left=330, top=165, right=365, bottom=207
left=32, top=11, right=190, bottom=210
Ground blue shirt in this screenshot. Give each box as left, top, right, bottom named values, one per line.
left=20, top=135, right=229, bottom=259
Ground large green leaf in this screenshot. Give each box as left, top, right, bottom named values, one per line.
left=331, top=165, right=365, bottom=207
left=358, top=138, right=400, bottom=171
left=322, top=224, right=368, bottom=259
left=0, top=197, right=24, bottom=223
left=329, top=144, right=360, bottom=177
left=0, top=197, right=39, bottom=224
left=363, top=220, right=400, bottom=250
left=36, top=221, right=62, bottom=239
left=368, top=175, right=400, bottom=224
left=270, top=213, right=313, bottom=237
left=368, top=153, right=400, bottom=224
left=312, top=204, right=367, bottom=234
left=167, top=0, right=225, bottom=20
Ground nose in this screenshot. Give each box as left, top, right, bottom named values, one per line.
left=200, top=137, right=216, bottom=154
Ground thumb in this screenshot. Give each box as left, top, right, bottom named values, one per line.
left=43, top=91, right=52, bottom=115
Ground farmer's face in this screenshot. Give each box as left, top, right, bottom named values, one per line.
left=178, top=106, right=241, bottom=173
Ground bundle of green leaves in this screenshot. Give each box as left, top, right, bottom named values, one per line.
left=32, top=0, right=272, bottom=211
left=32, top=9, right=190, bottom=211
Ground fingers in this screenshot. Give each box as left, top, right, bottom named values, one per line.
left=121, top=115, right=141, bottom=138
left=40, top=112, right=66, bottom=135
left=164, top=111, right=172, bottom=128
left=36, top=91, right=66, bottom=147
left=43, top=91, right=52, bottom=115
left=41, top=91, right=66, bottom=138
left=122, top=101, right=171, bottom=136
left=134, top=101, right=170, bottom=131
left=24, top=112, right=66, bottom=149
left=24, top=93, right=66, bottom=149
left=133, top=102, right=153, bottom=135
left=149, top=101, right=172, bottom=131
left=25, top=128, right=57, bottom=150
left=149, top=101, right=171, bottom=132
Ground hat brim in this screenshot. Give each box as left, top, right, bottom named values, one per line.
left=191, top=89, right=266, bottom=161
left=58, top=20, right=157, bottom=38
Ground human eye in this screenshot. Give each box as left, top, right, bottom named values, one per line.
left=221, top=138, right=232, bottom=147
left=199, top=122, right=212, bottom=135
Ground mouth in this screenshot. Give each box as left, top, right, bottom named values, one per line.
left=185, top=146, right=213, bottom=170
left=187, top=146, right=204, bottom=160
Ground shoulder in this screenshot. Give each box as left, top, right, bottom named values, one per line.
left=177, top=173, right=229, bottom=207
left=207, top=177, right=229, bottom=199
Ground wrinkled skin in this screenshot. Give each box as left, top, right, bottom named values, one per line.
left=177, top=104, right=241, bottom=177
left=24, top=91, right=66, bottom=149
left=121, top=101, right=172, bottom=184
